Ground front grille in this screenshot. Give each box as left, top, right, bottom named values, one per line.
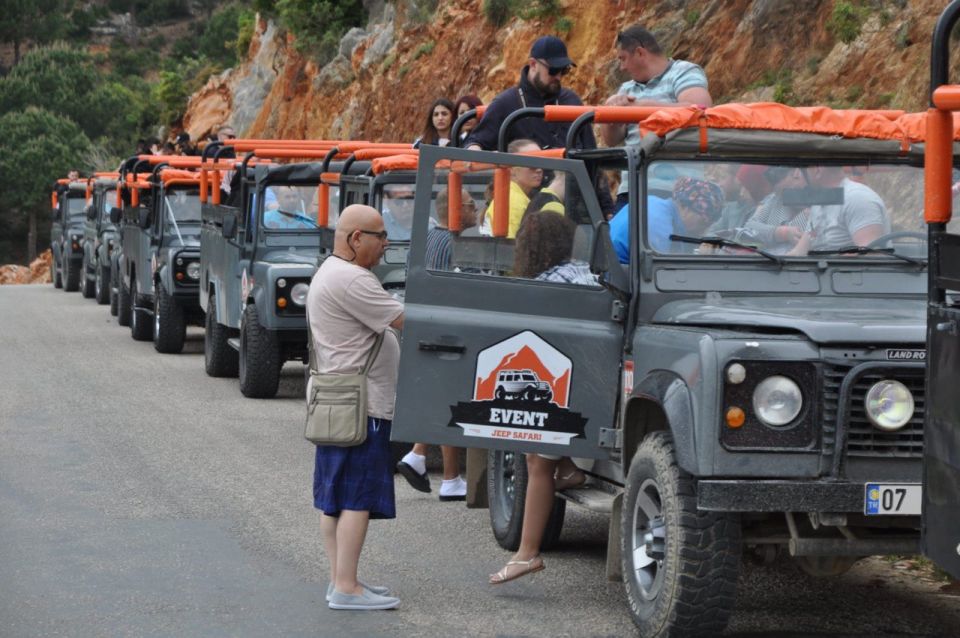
left=822, top=362, right=924, bottom=459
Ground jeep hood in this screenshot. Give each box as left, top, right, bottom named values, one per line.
left=653, top=296, right=925, bottom=344
left=259, top=250, right=318, bottom=268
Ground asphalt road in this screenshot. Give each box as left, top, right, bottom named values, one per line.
left=1, top=284, right=959, bottom=637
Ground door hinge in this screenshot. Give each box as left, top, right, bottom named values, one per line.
left=611, top=300, right=626, bottom=322
left=599, top=427, right=622, bottom=449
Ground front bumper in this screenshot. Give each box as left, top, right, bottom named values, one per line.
left=697, top=479, right=917, bottom=514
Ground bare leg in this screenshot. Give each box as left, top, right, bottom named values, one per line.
left=320, top=514, right=339, bottom=584
left=333, top=509, right=370, bottom=596
left=515, top=455, right=559, bottom=561
left=411, top=443, right=428, bottom=456
left=440, top=445, right=461, bottom=480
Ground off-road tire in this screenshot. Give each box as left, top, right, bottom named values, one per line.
left=153, top=281, right=186, bottom=354
left=64, top=255, right=79, bottom=292
left=53, top=256, right=63, bottom=289
left=129, top=277, right=153, bottom=341
left=620, top=432, right=741, bottom=637
left=239, top=304, right=281, bottom=398
left=80, top=253, right=95, bottom=298
left=117, top=280, right=132, bottom=326
left=204, top=294, right=239, bottom=377
left=95, top=260, right=110, bottom=305
left=487, top=449, right=565, bottom=552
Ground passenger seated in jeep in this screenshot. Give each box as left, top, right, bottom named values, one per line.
left=789, top=165, right=889, bottom=254
left=480, top=138, right=543, bottom=238
left=739, top=166, right=811, bottom=253
left=263, top=186, right=316, bottom=229
left=609, top=176, right=724, bottom=262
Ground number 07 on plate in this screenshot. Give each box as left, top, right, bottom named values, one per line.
left=864, top=483, right=922, bottom=515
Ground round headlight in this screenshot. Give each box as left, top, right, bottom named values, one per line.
left=865, top=380, right=914, bottom=431
left=752, top=375, right=803, bottom=427
left=186, top=261, right=200, bottom=280
left=290, top=282, right=309, bottom=306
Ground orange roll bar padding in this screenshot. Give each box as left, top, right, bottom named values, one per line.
left=318, top=183, right=330, bottom=227
left=51, top=191, right=58, bottom=209
left=492, top=167, right=511, bottom=238
left=200, top=169, right=208, bottom=203
left=925, top=107, right=955, bottom=224
left=371, top=155, right=420, bottom=174
left=321, top=172, right=343, bottom=185
left=116, top=188, right=122, bottom=207
left=447, top=172, right=462, bottom=232
left=251, top=148, right=333, bottom=159
left=543, top=104, right=678, bottom=124
left=354, top=148, right=419, bottom=161
left=933, top=86, right=960, bottom=112
left=211, top=170, right=221, bottom=205
left=158, top=168, right=201, bottom=182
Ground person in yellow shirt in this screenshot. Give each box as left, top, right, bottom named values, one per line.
left=482, top=138, right=543, bottom=239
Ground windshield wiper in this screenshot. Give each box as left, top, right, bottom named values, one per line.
left=670, top=234, right=784, bottom=266
left=807, top=245, right=925, bottom=266
left=275, top=210, right=319, bottom=228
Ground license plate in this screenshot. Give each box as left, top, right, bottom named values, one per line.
left=864, top=483, right=921, bottom=515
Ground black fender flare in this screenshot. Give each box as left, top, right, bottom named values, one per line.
left=622, top=370, right=698, bottom=475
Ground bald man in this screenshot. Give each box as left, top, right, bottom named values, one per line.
left=306, top=204, right=404, bottom=611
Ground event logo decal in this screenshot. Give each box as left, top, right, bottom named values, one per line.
left=448, top=331, right=587, bottom=445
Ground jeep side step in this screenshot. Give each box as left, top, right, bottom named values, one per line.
left=556, top=483, right=618, bottom=514
left=227, top=337, right=241, bottom=352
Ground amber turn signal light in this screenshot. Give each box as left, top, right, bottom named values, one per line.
left=725, top=407, right=746, bottom=429
left=277, top=297, right=287, bottom=308
left=175, top=272, right=184, bottom=280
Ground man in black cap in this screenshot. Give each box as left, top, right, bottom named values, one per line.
left=464, top=36, right=594, bottom=152
left=463, top=36, right=613, bottom=215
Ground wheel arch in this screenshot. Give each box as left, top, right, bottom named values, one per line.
left=622, top=370, right=698, bottom=476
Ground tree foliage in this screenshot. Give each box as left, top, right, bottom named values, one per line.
left=0, top=0, right=71, bottom=65
left=0, top=45, right=155, bottom=156
left=256, top=0, right=367, bottom=64
left=0, top=107, right=92, bottom=262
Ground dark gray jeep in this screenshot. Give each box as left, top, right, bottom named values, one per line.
left=393, top=106, right=941, bottom=635
left=50, top=180, right=87, bottom=292
left=80, top=176, right=119, bottom=304
left=200, top=161, right=337, bottom=397
left=117, top=167, right=202, bottom=343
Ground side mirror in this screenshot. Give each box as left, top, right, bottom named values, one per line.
left=222, top=214, right=237, bottom=240
left=85, top=205, right=96, bottom=221
left=137, top=207, right=151, bottom=229
left=590, top=221, right=630, bottom=295
left=109, top=207, right=122, bottom=224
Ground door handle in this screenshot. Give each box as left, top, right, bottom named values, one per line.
left=418, top=342, right=466, bottom=354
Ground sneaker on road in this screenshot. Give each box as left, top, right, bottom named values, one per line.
left=397, top=451, right=431, bottom=493
left=328, top=588, right=400, bottom=610
left=326, top=581, right=390, bottom=602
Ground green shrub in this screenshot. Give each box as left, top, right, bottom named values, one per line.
left=381, top=52, right=396, bottom=72
left=482, top=0, right=513, bottom=26
left=274, top=0, right=367, bottom=64
left=827, top=1, right=867, bottom=44
left=684, top=9, right=701, bottom=27
left=236, top=9, right=257, bottom=60
left=555, top=16, right=573, bottom=36
left=517, top=0, right=561, bottom=21
left=412, top=40, right=436, bottom=61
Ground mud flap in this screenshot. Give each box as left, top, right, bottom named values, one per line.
left=606, top=492, right=623, bottom=581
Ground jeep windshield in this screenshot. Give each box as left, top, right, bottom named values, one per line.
left=100, top=190, right=117, bottom=224
left=259, top=184, right=324, bottom=232
left=620, top=160, right=931, bottom=264
left=164, top=191, right=201, bottom=224
left=66, top=196, right=86, bottom=223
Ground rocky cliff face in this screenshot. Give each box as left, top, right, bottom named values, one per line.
left=182, top=0, right=960, bottom=143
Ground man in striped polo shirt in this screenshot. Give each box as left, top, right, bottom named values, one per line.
left=599, top=25, right=713, bottom=207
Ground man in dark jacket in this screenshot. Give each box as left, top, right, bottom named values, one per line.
left=465, top=36, right=595, bottom=152
left=465, top=36, right=614, bottom=215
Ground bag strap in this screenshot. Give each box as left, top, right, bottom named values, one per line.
left=306, top=305, right=384, bottom=376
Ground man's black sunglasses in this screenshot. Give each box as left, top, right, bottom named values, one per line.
left=536, top=59, right=572, bottom=77
left=356, top=229, right=389, bottom=240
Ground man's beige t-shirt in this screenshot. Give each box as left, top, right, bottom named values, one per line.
left=306, top=256, right=403, bottom=420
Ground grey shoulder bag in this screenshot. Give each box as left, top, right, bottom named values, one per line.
left=304, top=307, right=384, bottom=447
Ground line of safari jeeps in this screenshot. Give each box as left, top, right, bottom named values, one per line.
left=49, top=84, right=960, bottom=636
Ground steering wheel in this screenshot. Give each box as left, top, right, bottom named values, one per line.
left=866, top=231, right=927, bottom=249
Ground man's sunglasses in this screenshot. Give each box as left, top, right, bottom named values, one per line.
left=356, top=229, right=389, bottom=240
left=536, top=59, right=572, bottom=77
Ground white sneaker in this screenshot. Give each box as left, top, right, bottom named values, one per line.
left=328, top=588, right=400, bottom=610
left=439, top=475, right=467, bottom=502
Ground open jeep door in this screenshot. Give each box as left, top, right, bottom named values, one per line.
left=393, top=144, right=627, bottom=460
left=923, top=1, right=960, bottom=580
